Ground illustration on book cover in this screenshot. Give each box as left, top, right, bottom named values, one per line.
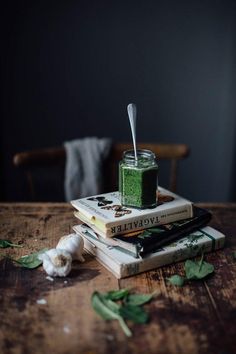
left=86, top=190, right=174, bottom=218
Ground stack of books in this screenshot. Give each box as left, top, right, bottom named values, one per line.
left=71, top=187, right=225, bottom=278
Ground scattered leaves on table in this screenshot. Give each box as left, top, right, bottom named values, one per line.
left=167, top=254, right=214, bottom=287
left=13, top=248, right=48, bottom=269
left=91, top=288, right=154, bottom=336
left=167, top=274, right=185, bottom=287
left=124, top=293, right=153, bottom=306
left=0, top=239, right=23, bottom=248
left=104, top=288, right=129, bottom=301
left=119, top=304, right=149, bottom=324
left=91, top=291, right=131, bottom=337
left=184, top=257, right=214, bottom=280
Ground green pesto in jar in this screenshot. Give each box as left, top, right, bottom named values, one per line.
left=119, top=149, right=158, bottom=208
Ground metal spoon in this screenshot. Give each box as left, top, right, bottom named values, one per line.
left=127, top=103, right=138, bottom=163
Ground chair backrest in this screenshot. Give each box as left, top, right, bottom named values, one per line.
left=13, top=143, right=189, bottom=201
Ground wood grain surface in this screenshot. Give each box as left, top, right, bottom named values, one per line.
left=0, top=203, right=235, bottom=354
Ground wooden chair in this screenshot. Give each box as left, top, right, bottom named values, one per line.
left=13, top=143, right=190, bottom=201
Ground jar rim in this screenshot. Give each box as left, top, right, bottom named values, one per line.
left=123, top=149, right=156, bottom=166
left=123, top=149, right=156, bottom=160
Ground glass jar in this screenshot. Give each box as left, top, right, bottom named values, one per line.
left=119, top=149, right=158, bottom=208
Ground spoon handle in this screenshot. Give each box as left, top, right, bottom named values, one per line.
left=127, top=103, right=138, bottom=162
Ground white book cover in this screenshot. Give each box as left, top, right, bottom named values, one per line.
left=75, top=224, right=225, bottom=279
left=71, top=186, right=193, bottom=237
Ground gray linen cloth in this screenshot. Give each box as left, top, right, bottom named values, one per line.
left=64, top=137, right=112, bottom=201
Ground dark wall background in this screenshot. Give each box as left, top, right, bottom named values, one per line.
left=1, top=0, right=236, bottom=202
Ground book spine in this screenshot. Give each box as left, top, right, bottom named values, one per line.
left=120, top=235, right=224, bottom=278
left=107, top=203, right=193, bottom=237
left=75, top=225, right=139, bottom=258
left=82, top=238, right=122, bottom=278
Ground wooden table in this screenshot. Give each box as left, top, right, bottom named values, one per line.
left=0, top=203, right=235, bottom=354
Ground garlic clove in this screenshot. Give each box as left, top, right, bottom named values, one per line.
left=56, top=233, right=85, bottom=262
left=38, top=248, right=72, bottom=277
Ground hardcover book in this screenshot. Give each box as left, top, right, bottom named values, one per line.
left=76, top=225, right=225, bottom=279
left=71, top=186, right=193, bottom=238
left=73, top=206, right=212, bottom=258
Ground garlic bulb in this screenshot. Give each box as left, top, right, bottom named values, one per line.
left=56, top=233, right=85, bottom=262
left=38, top=248, right=72, bottom=277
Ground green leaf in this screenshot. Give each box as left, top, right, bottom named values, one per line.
left=184, top=258, right=214, bottom=280
left=91, top=292, right=120, bottom=320
left=119, top=304, right=149, bottom=324
left=147, top=228, right=165, bottom=233
left=104, top=288, right=130, bottom=301
left=233, top=251, right=236, bottom=260
left=138, top=231, right=152, bottom=239
left=167, top=274, right=185, bottom=287
left=14, top=248, right=48, bottom=269
left=125, top=293, right=153, bottom=306
left=0, top=239, right=23, bottom=248
left=105, top=298, right=121, bottom=313
left=91, top=292, right=132, bottom=337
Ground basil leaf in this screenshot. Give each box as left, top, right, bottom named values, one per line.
left=91, top=292, right=132, bottom=337
left=105, top=298, right=121, bottom=313
left=119, top=305, right=149, bottom=324
left=167, top=275, right=185, bottom=287
left=0, top=240, right=23, bottom=248
left=184, top=259, right=214, bottom=280
left=92, top=292, right=119, bottom=320
left=138, top=231, right=152, bottom=239
left=125, top=293, right=153, bottom=306
left=147, top=228, right=164, bottom=233
left=14, top=248, right=48, bottom=269
left=105, top=288, right=130, bottom=301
